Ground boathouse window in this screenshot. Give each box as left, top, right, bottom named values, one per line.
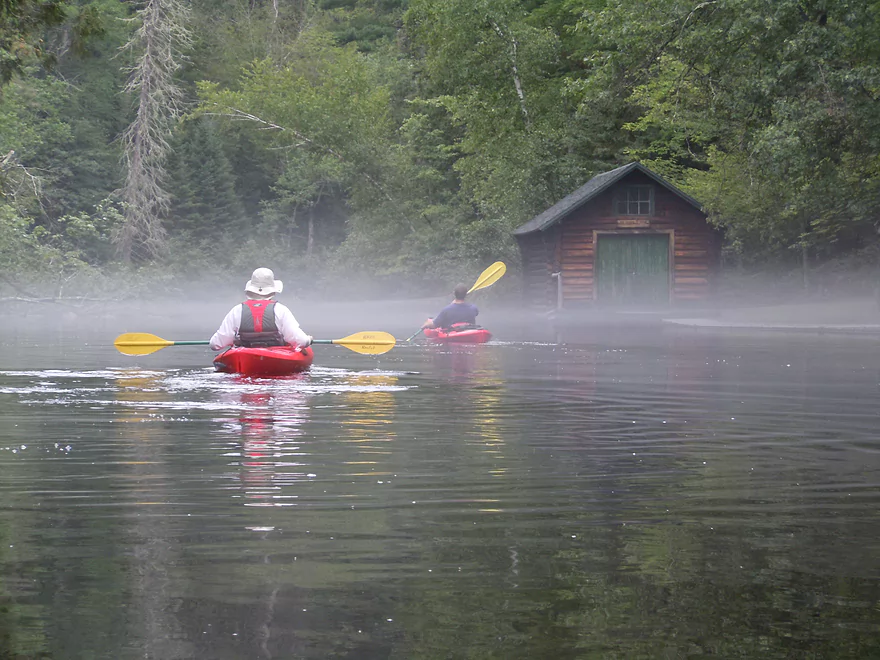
left=616, top=185, right=653, bottom=215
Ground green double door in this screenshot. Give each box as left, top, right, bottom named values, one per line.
left=595, top=233, right=669, bottom=305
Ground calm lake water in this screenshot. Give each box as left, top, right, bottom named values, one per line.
left=2, top=317, right=880, bottom=658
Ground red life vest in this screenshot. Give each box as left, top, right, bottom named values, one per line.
left=234, top=300, right=285, bottom=347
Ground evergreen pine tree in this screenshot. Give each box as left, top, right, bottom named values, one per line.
left=167, top=117, right=245, bottom=242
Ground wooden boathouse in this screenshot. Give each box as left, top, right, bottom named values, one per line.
left=513, top=162, right=721, bottom=309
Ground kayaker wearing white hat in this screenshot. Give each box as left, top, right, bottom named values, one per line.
left=210, top=268, right=312, bottom=351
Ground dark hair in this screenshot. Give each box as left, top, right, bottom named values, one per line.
left=453, top=284, right=468, bottom=300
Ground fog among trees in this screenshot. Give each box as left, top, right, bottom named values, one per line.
left=1, top=0, right=878, bottom=300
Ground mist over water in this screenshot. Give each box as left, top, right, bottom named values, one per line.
left=5, top=293, right=561, bottom=360
left=6, top=265, right=880, bottom=345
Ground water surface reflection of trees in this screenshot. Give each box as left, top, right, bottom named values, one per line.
left=393, top=334, right=880, bottom=658
left=5, top=338, right=879, bottom=658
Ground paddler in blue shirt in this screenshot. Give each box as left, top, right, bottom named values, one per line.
left=422, top=284, right=479, bottom=330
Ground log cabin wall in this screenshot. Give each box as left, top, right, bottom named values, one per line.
left=558, top=172, right=716, bottom=305
left=516, top=229, right=559, bottom=311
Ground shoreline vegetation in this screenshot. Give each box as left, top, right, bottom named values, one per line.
left=0, top=0, right=877, bottom=307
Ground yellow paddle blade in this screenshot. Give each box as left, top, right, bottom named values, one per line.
left=468, top=261, right=506, bottom=293
left=114, top=332, right=174, bottom=356
left=328, top=331, right=397, bottom=355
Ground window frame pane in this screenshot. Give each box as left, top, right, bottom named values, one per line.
left=614, top=185, right=654, bottom=216
left=628, top=185, right=653, bottom=216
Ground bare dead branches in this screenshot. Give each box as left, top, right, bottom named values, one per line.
left=115, top=0, right=192, bottom=262
left=0, top=150, right=45, bottom=208
left=205, top=104, right=394, bottom=202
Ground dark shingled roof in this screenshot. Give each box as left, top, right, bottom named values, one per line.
left=513, top=162, right=704, bottom=236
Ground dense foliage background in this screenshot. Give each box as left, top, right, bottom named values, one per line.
left=0, top=0, right=878, bottom=299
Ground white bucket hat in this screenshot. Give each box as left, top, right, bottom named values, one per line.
left=245, top=267, right=283, bottom=296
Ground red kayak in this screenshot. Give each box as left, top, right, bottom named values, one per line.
left=423, top=324, right=492, bottom=344
left=213, top=345, right=314, bottom=377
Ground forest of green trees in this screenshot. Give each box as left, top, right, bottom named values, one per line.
left=0, top=0, right=878, bottom=300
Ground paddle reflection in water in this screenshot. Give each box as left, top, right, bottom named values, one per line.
left=339, top=372, right=398, bottom=479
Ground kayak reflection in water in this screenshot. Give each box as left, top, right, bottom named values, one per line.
left=422, top=283, right=479, bottom=330
left=234, top=389, right=312, bottom=501
left=210, top=267, right=313, bottom=351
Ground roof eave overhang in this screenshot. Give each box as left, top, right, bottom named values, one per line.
left=513, top=163, right=705, bottom=237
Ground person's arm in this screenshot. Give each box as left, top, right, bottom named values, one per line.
left=210, top=306, right=241, bottom=350
left=274, top=303, right=312, bottom=348
left=421, top=318, right=436, bottom=329
left=428, top=309, right=449, bottom=329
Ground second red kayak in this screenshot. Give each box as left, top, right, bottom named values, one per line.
left=213, top=345, right=314, bottom=377
left=423, top=325, right=492, bottom=344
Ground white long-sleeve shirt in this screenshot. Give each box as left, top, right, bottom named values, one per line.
left=209, top=301, right=310, bottom=350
